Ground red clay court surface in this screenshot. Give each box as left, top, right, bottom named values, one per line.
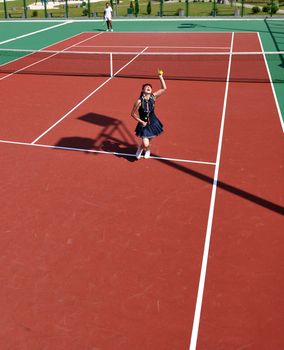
left=0, top=32, right=283, bottom=350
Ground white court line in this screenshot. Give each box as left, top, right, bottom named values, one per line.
left=257, top=33, right=284, bottom=133
left=0, top=49, right=237, bottom=56
left=31, top=47, right=149, bottom=144
left=0, top=139, right=216, bottom=166
left=76, top=45, right=231, bottom=50
left=0, top=21, right=72, bottom=45
left=1, top=19, right=282, bottom=22
left=83, top=30, right=260, bottom=32
left=1, top=48, right=281, bottom=56
left=189, top=32, right=235, bottom=350
left=0, top=31, right=86, bottom=69
left=0, top=32, right=104, bottom=81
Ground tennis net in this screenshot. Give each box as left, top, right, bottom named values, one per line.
left=0, top=48, right=283, bottom=83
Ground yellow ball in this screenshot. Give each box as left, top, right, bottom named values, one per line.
left=158, top=69, right=164, bottom=76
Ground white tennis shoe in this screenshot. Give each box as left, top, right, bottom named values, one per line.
left=144, top=150, right=151, bottom=159
left=136, top=146, right=143, bottom=159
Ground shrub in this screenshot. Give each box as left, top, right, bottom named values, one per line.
left=263, top=4, right=279, bottom=13
left=270, top=5, right=279, bottom=13
left=252, top=6, right=260, bottom=13
left=32, top=10, right=38, bottom=17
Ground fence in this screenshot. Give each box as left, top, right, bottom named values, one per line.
left=0, top=0, right=283, bottom=19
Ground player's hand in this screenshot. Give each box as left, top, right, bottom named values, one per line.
left=158, top=68, right=164, bottom=77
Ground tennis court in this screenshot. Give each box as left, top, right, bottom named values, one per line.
left=0, top=20, right=283, bottom=350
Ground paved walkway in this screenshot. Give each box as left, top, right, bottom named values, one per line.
left=28, top=0, right=101, bottom=10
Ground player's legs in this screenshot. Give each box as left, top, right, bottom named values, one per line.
left=142, top=138, right=151, bottom=159
left=136, top=138, right=151, bottom=160
left=142, top=137, right=150, bottom=150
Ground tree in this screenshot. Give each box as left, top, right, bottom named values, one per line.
left=147, top=0, right=151, bottom=15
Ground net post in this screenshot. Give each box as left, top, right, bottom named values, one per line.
left=110, top=53, right=113, bottom=77
left=212, top=0, right=217, bottom=17
left=134, top=0, right=139, bottom=16
left=44, top=0, right=48, bottom=18
left=65, top=0, right=69, bottom=18
left=87, top=0, right=91, bottom=17
left=3, top=0, right=8, bottom=18
left=23, top=0, right=27, bottom=18
left=159, top=0, right=163, bottom=17
left=241, top=0, right=244, bottom=17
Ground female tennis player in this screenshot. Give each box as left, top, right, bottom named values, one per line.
left=131, top=70, right=167, bottom=159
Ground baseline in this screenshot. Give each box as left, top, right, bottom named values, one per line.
left=0, top=139, right=216, bottom=166
left=0, top=21, right=72, bottom=45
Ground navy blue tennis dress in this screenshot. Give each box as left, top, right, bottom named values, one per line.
left=135, top=94, right=164, bottom=138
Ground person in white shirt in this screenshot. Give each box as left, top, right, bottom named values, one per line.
left=104, top=2, right=113, bottom=32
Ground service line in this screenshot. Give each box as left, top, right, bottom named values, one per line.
left=0, top=139, right=216, bottom=166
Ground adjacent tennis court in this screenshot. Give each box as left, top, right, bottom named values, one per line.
left=0, top=21, right=283, bottom=350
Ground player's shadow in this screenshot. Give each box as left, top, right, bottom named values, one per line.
left=152, top=154, right=284, bottom=216
left=54, top=114, right=283, bottom=215
left=55, top=136, right=94, bottom=150
left=55, top=112, right=138, bottom=162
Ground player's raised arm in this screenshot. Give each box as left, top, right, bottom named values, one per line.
left=153, top=69, right=167, bottom=98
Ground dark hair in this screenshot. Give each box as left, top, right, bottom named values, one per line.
left=142, top=83, right=152, bottom=90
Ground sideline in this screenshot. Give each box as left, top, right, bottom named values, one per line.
left=189, top=32, right=235, bottom=350
left=0, top=21, right=72, bottom=45
left=258, top=33, right=284, bottom=133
